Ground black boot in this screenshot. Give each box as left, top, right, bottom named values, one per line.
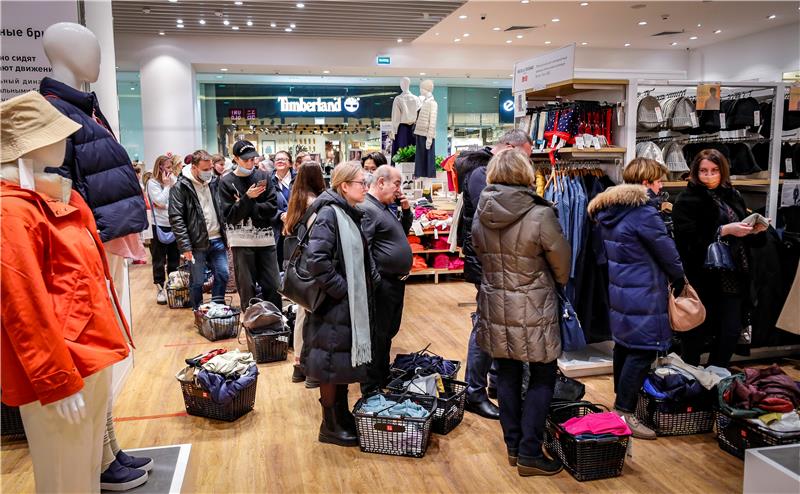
left=319, top=400, right=358, bottom=447
left=335, top=386, right=358, bottom=436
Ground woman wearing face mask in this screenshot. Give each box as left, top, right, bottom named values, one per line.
left=271, top=150, right=294, bottom=268
left=673, top=149, right=768, bottom=368
left=147, top=155, right=180, bottom=304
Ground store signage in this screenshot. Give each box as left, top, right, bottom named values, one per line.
left=229, top=108, right=244, bottom=119
left=502, top=99, right=514, bottom=112
left=245, top=108, right=257, bottom=119
left=376, top=56, right=391, bottom=65
left=277, top=96, right=359, bottom=113
left=512, top=43, right=575, bottom=94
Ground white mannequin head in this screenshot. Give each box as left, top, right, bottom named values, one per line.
left=400, top=77, right=411, bottom=92
left=43, top=22, right=101, bottom=89
left=420, top=79, right=434, bottom=98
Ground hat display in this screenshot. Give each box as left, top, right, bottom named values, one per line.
left=724, top=97, right=761, bottom=130
left=682, top=142, right=730, bottom=165
left=662, top=141, right=689, bottom=172
left=666, top=97, right=697, bottom=131
left=727, top=142, right=761, bottom=175
left=0, top=91, right=82, bottom=163
left=637, top=95, right=664, bottom=132
left=636, top=141, right=665, bottom=165
left=232, top=140, right=259, bottom=160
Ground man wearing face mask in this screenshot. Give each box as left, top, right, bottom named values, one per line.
left=169, top=150, right=229, bottom=310
left=217, top=140, right=282, bottom=310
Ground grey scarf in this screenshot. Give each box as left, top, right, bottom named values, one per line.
left=331, top=205, right=372, bottom=367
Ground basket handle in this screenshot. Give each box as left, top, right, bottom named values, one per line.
left=237, top=324, right=246, bottom=345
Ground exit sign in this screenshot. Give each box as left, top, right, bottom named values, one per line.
left=376, top=56, right=391, bottom=65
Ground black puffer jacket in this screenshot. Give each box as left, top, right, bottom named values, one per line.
left=169, top=168, right=227, bottom=254
left=455, top=147, right=493, bottom=284
left=302, top=190, right=380, bottom=384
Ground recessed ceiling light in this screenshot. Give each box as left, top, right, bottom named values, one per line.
left=176, top=24, right=184, bottom=28
left=323, top=70, right=330, bottom=74
left=714, top=29, right=722, bottom=34
left=581, top=41, right=588, bottom=45
left=199, top=19, right=206, bottom=24
left=216, top=75, right=223, bottom=79
left=220, top=68, right=228, bottom=72
left=168, top=0, right=177, bottom=3
left=435, top=32, right=440, bottom=35
left=580, top=2, right=589, bottom=6
left=223, top=19, right=230, bottom=25
left=624, top=42, right=631, bottom=46
left=232, top=26, right=239, bottom=30
left=492, top=27, right=501, bottom=31
left=290, top=23, right=296, bottom=28
left=246, top=20, right=253, bottom=26
left=419, top=72, right=426, bottom=76
left=176, top=18, right=183, bottom=23
left=459, top=15, right=467, bottom=19
left=767, top=14, right=776, bottom=20
left=360, top=78, right=368, bottom=81
left=544, top=40, right=552, bottom=44
left=508, top=74, right=514, bottom=77
left=521, top=0, right=530, bottom=3
left=463, top=33, right=470, bottom=37
left=296, top=2, right=305, bottom=7
left=158, top=31, right=165, bottom=35
left=454, top=38, right=461, bottom=42
left=697, top=23, right=702, bottom=27
left=234, top=1, right=243, bottom=5
left=638, top=20, right=647, bottom=26
left=506, top=39, right=512, bottom=43
left=516, top=34, right=523, bottom=39
left=671, top=42, right=678, bottom=46
left=285, top=27, right=292, bottom=32
left=551, top=18, right=560, bottom=22
left=689, top=36, right=698, bottom=40
left=270, top=22, right=276, bottom=27
left=130, top=87, right=135, bottom=91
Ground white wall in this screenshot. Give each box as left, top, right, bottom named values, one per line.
left=689, top=22, right=800, bottom=82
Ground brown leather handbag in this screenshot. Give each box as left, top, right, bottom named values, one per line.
left=668, top=280, right=706, bottom=332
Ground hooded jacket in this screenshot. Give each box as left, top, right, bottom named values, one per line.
left=471, top=184, right=571, bottom=363
left=455, top=147, right=493, bottom=284
left=169, top=166, right=227, bottom=254
left=39, top=77, right=147, bottom=242
left=588, top=184, right=685, bottom=351
left=302, top=190, right=380, bottom=383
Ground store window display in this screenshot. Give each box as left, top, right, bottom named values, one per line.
left=414, top=79, right=438, bottom=178
left=390, top=77, right=421, bottom=157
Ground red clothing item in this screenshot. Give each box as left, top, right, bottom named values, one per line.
left=562, top=412, right=632, bottom=436
left=1, top=181, right=132, bottom=406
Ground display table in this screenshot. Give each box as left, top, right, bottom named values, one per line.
left=743, top=444, right=800, bottom=494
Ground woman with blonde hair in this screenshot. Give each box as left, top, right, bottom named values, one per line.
left=472, top=148, right=571, bottom=476
left=303, top=161, right=379, bottom=447
left=147, top=154, right=180, bottom=304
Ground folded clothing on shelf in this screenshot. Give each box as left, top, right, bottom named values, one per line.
left=359, top=394, right=430, bottom=419
left=412, top=255, right=428, bottom=271
left=410, top=243, right=425, bottom=253
left=449, top=257, right=464, bottom=270
left=432, top=253, right=449, bottom=269
left=426, top=210, right=451, bottom=221
left=561, top=412, right=632, bottom=436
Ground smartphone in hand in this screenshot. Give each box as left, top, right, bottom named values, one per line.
left=257, top=179, right=267, bottom=187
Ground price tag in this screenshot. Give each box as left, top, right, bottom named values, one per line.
left=690, top=112, right=699, bottom=128
left=654, top=107, right=664, bottom=122
left=575, top=136, right=585, bottom=149
left=591, top=136, right=601, bottom=149
left=550, top=135, right=558, bottom=148
left=720, top=113, right=727, bottom=129
left=754, top=110, right=760, bottom=126
left=583, top=134, right=593, bottom=148
left=616, top=105, right=625, bottom=127
left=787, top=158, right=794, bottom=173
left=412, top=223, right=424, bottom=236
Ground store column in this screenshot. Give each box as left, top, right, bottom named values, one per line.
left=139, top=48, right=198, bottom=167
left=433, top=84, right=449, bottom=159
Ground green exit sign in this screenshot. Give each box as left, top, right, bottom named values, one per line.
left=376, top=56, right=391, bottom=65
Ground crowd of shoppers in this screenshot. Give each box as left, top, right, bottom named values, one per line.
left=146, top=154, right=180, bottom=304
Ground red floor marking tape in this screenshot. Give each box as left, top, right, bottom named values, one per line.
left=114, top=412, right=189, bottom=422
left=163, top=339, right=236, bottom=348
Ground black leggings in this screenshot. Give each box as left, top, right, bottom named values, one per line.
left=680, top=293, right=743, bottom=368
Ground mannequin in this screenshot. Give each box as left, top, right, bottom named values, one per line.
left=413, top=79, right=438, bottom=177
left=390, top=77, right=420, bottom=158
left=1, top=91, right=135, bottom=493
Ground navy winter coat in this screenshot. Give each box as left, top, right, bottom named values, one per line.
left=455, top=147, right=492, bottom=284
left=587, top=184, right=685, bottom=351
left=40, top=77, right=147, bottom=242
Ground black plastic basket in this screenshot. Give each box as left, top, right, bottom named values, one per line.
left=635, top=392, right=715, bottom=436
left=387, top=377, right=467, bottom=435
left=179, top=373, right=257, bottom=422
left=544, top=402, right=630, bottom=482
left=353, top=392, right=437, bottom=458
left=390, top=346, right=461, bottom=380
left=243, top=325, right=290, bottom=363
left=195, top=308, right=241, bottom=341
left=1, top=403, right=26, bottom=441
left=167, top=287, right=191, bottom=309
left=715, top=409, right=800, bottom=459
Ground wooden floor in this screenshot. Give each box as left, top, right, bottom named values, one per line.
left=3, top=263, right=798, bottom=493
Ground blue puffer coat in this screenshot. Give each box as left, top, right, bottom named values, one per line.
left=587, top=184, right=685, bottom=351
left=40, top=77, right=147, bottom=242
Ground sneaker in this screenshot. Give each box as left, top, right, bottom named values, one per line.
left=116, top=450, right=154, bottom=472
left=100, top=460, right=148, bottom=491
left=517, top=455, right=563, bottom=477
left=616, top=409, right=656, bottom=440
left=156, top=287, right=167, bottom=305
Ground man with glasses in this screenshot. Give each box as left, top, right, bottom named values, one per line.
left=218, top=140, right=282, bottom=310
left=358, top=165, right=414, bottom=394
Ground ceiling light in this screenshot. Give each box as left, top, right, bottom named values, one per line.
left=223, top=19, right=230, bottom=25
left=508, top=74, right=513, bottom=77
left=220, top=68, right=228, bottom=71
left=176, top=18, right=183, bottom=23
left=323, top=70, right=330, bottom=74
left=360, top=78, right=368, bottom=81
left=463, top=33, right=470, bottom=37
left=397, top=38, right=403, bottom=43
left=290, top=23, right=296, bottom=28
left=454, top=38, right=461, bottom=42
left=638, top=21, right=647, bottom=25
left=516, top=34, right=523, bottom=39
left=285, top=27, right=292, bottom=32
left=767, top=14, right=776, bottom=20
left=581, top=41, right=588, bottom=45
left=234, top=1, right=243, bottom=5
left=544, top=40, right=552, bottom=45
left=506, top=39, right=512, bottom=43
left=580, top=2, right=589, bottom=6
left=158, top=31, right=165, bottom=35
left=671, top=42, right=678, bottom=46
left=459, top=15, right=467, bottom=19
left=199, top=19, right=206, bottom=24
left=130, top=87, right=135, bottom=91
left=435, top=32, right=440, bottom=35
left=697, top=23, right=702, bottom=27
left=521, top=0, right=530, bottom=3
left=714, top=29, right=722, bottom=34
left=624, top=42, right=631, bottom=46
left=246, top=20, right=253, bottom=26
left=176, top=24, right=184, bottom=28
left=551, top=18, right=560, bottom=22
left=270, top=22, right=276, bottom=27
left=232, top=26, right=239, bottom=30
left=168, top=0, right=177, bottom=3
left=492, top=27, right=501, bottom=31
left=689, top=36, right=698, bottom=40
left=419, top=72, right=426, bottom=76
left=216, top=75, right=223, bottom=79
left=296, top=2, right=305, bottom=7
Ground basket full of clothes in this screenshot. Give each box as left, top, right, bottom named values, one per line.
left=387, top=372, right=467, bottom=435
left=166, top=264, right=192, bottom=309
left=176, top=349, right=258, bottom=422
left=1, top=402, right=26, bottom=441
left=194, top=302, right=241, bottom=341
left=240, top=298, right=290, bottom=363
left=544, top=401, right=631, bottom=482
left=353, top=393, right=437, bottom=458
left=390, top=346, right=461, bottom=381
left=715, top=365, right=800, bottom=459
left=634, top=354, right=725, bottom=436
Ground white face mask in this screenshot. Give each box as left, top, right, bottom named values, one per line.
left=199, top=170, right=214, bottom=183
left=237, top=165, right=254, bottom=176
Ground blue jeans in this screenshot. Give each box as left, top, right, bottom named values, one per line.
left=613, top=344, right=656, bottom=413
left=466, top=285, right=497, bottom=403
left=190, top=238, right=230, bottom=309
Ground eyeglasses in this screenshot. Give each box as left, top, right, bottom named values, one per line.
left=347, top=180, right=368, bottom=188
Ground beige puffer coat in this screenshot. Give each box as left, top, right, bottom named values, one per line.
left=472, top=184, right=571, bottom=363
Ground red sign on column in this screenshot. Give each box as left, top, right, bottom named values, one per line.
left=245, top=108, right=257, bottom=119
left=229, top=108, right=243, bottom=119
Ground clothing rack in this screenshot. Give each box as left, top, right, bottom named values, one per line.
left=636, top=134, right=770, bottom=144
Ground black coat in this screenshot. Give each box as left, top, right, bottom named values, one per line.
left=302, top=190, right=380, bottom=384
left=455, top=147, right=492, bottom=284
left=217, top=170, right=279, bottom=229
left=169, top=172, right=227, bottom=253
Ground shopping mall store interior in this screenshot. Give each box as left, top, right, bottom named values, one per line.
left=1, top=1, right=799, bottom=493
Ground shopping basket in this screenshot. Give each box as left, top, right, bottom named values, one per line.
left=386, top=374, right=467, bottom=435
left=176, top=366, right=257, bottom=422
left=390, top=344, right=461, bottom=380
left=635, top=391, right=715, bottom=436
left=240, top=323, right=290, bottom=363
left=1, top=402, right=26, bottom=441
left=353, top=392, right=437, bottom=458
left=166, top=263, right=192, bottom=309
left=716, top=408, right=800, bottom=459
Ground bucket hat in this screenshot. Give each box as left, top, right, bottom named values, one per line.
left=0, top=91, right=82, bottom=163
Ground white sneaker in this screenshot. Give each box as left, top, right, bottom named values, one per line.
left=156, top=287, right=167, bottom=305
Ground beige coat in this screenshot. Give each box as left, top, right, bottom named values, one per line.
left=471, top=184, right=571, bottom=363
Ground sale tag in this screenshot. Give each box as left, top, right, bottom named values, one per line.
left=690, top=112, right=699, bottom=128
left=720, top=113, right=727, bottom=129
left=583, top=134, right=593, bottom=148
left=592, top=136, right=602, bottom=149
left=754, top=110, right=760, bottom=126
left=787, top=158, right=794, bottom=173
left=575, top=136, right=585, bottom=149
left=654, top=106, right=664, bottom=122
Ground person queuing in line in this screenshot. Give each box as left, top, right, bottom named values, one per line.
left=169, top=150, right=230, bottom=309
left=472, top=149, right=570, bottom=477
left=147, top=154, right=180, bottom=305
left=217, top=140, right=282, bottom=311
left=455, top=129, right=534, bottom=420
left=171, top=153, right=185, bottom=177
left=588, top=158, right=685, bottom=440
left=211, top=153, right=227, bottom=178
left=304, top=162, right=380, bottom=447
left=673, top=149, right=768, bottom=368
left=271, top=150, right=295, bottom=268
left=361, top=151, right=386, bottom=174
left=283, top=161, right=327, bottom=388
left=357, top=165, right=413, bottom=395
left=294, top=151, right=312, bottom=171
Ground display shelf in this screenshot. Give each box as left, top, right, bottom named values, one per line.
left=662, top=179, right=784, bottom=188
left=524, top=78, right=629, bottom=101
left=412, top=249, right=459, bottom=254
left=410, top=229, right=451, bottom=236
left=408, top=268, right=464, bottom=284
left=530, top=147, right=627, bottom=155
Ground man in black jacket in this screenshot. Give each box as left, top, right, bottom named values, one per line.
left=169, top=150, right=229, bottom=309
left=358, top=165, right=413, bottom=393
left=456, top=129, right=533, bottom=419
left=217, top=140, right=282, bottom=310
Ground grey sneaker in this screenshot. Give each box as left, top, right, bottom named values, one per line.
left=616, top=409, right=656, bottom=440
left=156, top=286, right=167, bottom=305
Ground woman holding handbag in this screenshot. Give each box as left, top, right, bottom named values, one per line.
left=588, top=158, right=685, bottom=440
left=471, top=149, right=570, bottom=476
left=673, top=149, right=768, bottom=368
left=303, top=162, right=379, bottom=447
left=146, top=154, right=180, bottom=305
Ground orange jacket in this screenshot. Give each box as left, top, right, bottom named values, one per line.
left=1, top=181, right=132, bottom=406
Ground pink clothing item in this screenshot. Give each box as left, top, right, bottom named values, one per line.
left=449, top=257, right=464, bottom=270
left=431, top=237, right=450, bottom=250
left=432, top=253, right=449, bottom=269
left=105, top=232, right=147, bottom=261
left=562, top=412, right=632, bottom=436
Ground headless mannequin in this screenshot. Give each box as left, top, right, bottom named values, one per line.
left=413, top=80, right=438, bottom=177
left=390, top=77, right=420, bottom=139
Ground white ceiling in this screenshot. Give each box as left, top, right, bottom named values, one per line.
left=417, top=1, right=800, bottom=49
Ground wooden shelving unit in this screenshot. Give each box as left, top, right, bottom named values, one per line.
left=663, top=179, right=783, bottom=188
left=407, top=267, right=464, bottom=284
left=524, top=78, right=629, bottom=101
